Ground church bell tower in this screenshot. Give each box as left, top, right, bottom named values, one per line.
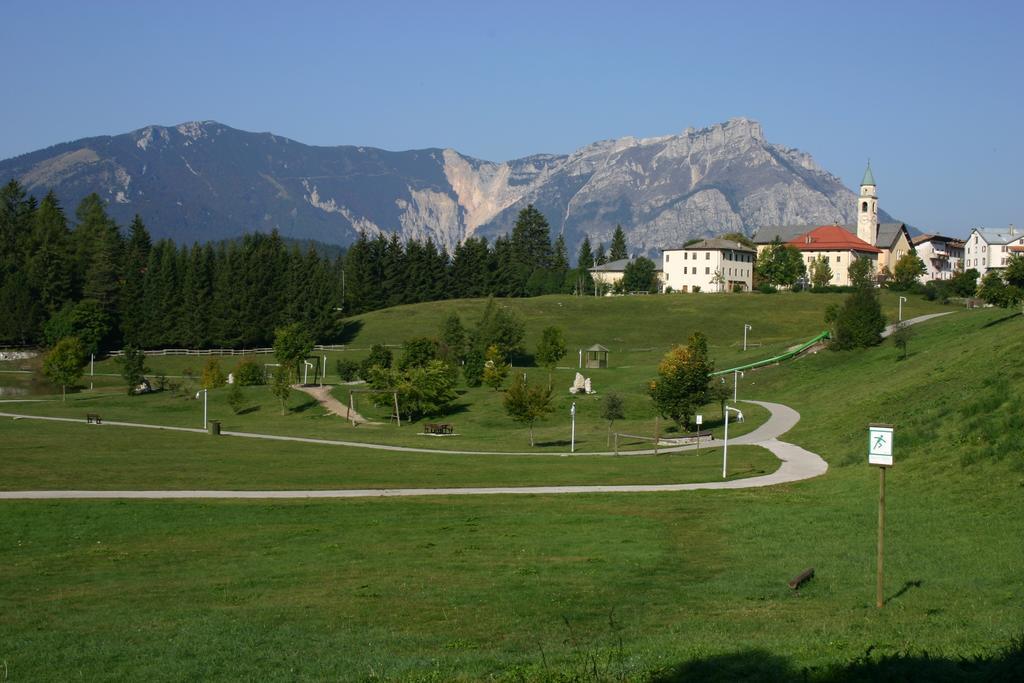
left=857, top=162, right=878, bottom=245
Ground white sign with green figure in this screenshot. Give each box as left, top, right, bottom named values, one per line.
left=869, top=424, right=894, bottom=466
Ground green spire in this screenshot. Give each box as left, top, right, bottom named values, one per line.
left=861, top=161, right=876, bottom=186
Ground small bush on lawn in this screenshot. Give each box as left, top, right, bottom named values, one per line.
left=234, top=360, right=266, bottom=386
left=336, top=358, right=361, bottom=382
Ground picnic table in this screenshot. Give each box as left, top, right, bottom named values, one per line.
left=423, top=423, right=454, bottom=435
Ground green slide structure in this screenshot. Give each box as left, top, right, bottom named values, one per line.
left=712, top=330, right=831, bottom=376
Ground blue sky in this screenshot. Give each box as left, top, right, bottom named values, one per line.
left=2, top=0, right=1021, bottom=236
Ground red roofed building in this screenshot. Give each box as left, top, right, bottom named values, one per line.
left=787, top=225, right=881, bottom=286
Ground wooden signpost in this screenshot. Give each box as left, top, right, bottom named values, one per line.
left=869, top=423, right=894, bottom=608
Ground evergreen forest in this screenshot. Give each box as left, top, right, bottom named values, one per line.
left=0, top=181, right=614, bottom=351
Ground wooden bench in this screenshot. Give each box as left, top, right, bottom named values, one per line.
left=86, top=413, right=102, bottom=425
left=788, top=567, right=815, bottom=590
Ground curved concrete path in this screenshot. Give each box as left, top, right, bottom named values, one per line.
left=881, top=311, right=953, bottom=338
left=0, top=400, right=827, bottom=499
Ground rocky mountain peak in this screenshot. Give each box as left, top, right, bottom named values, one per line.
left=0, top=119, right=890, bottom=257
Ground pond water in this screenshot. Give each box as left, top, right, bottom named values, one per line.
left=0, top=373, right=58, bottom=398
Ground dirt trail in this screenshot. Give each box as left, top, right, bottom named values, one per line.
left=293, top=384, right=370, bottom=424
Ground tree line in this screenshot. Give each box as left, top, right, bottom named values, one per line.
left=0, top=180, right=631, bottom=351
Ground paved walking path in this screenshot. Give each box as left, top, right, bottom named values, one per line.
left=881, top=312, right=953, bottom=338
left=0, top=400, right=828, bottom=499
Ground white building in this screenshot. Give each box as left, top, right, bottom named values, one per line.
left=661, top=239, right=756, bottom=293
left=754, top=163, right=913, bottom=276
left=588, top=257, right=663, bottom=293
left=963, top=227, right=1024, bottom=277
left=787, top=225, right=880, bottom=286
left=911, top=234, right=965, bottom=282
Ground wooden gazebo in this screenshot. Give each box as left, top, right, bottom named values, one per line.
left=583, top=344, right=609, bottom=369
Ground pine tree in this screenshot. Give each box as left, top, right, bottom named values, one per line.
left=509, top=205, right=553, bottom=294
left=450, top=236, right=490, bottom=298
left=180, top=243, right=213, bottom=347
left=381, top=233, right=407, bottom=306
left=594, top=243, right=608, bottom=266
left=490, top=235, right=518, bottom=297
left=0, top=180, right=35, bottom=284
left=119, top=215, right=151, bottom=344
left=574, top=235, right=595, bottom=295
left=28, top=192, right=73, bottom=316
left=74, top=195, right=123, bottom=323
left=609, top=225, right=628, bottom=261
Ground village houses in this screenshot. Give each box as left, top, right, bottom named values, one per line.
left=660, top=239, right=756, bottom=292
left=963, top=226, right=1024, bottom=278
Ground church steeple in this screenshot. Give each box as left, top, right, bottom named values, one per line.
left=857, top=161, right=878, bottom=246
left=861, top=161, right=876, bottom=187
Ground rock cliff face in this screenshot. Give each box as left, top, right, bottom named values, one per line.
left=0, top=118, right=887, bottom=256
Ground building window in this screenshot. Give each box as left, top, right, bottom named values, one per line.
left=666, top=254, right=670, bottom=262
left=706, top=252, right=710, bottom=260
left=836, top=256, right=841, bottom=263
left=705, top=267, right=710, bottom=275
left=862, top=201, right=868, bottom=212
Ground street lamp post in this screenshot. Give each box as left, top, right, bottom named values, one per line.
left=898, top=296, right=907, bottom=322
left=195, top=389, right=208, bottom=428
left=743, top=324, right=752, bottom=351
left=722, top=405, right=744, bottom=479
left=733, top=369, right=744, bottom=402
left=570, top=402, right=576, bottom=453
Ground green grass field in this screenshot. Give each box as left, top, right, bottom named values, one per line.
left=3, top=292, right=1022, bottom=680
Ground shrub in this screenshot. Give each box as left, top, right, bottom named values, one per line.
left=234, top=360, right=266, bottom=386
left=201, top=358, right=227, bottom=389
left=692, top=285, right=701, bottom=293
left=227, top=381, right=244, bottom=414
left=757, top=283, right=777, bottom=294
left=399, top=337, right=439, bottom=370
left=335, top=358, right=361, bottom=382
left=463, top=348, right=485, bottom=387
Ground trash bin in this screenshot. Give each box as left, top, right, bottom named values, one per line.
left=208, top=420, right=221, bottom=436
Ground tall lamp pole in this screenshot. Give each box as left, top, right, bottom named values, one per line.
left=733, top=369, right=744, bottom=402
left=898, top=296, right=907, bottom=322
left=570, top=402, right=576, bottom=453
left=195, top=389, right=208, bottom=428
left=743, top=324, right=752, bottom=351
left=722, top=405, right=744, bottom=479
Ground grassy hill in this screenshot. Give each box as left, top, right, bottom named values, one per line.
left=3, top=290, right=945, bottom=453
left=2, top=293, right=1022, bottom=680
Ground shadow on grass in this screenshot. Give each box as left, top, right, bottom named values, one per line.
left=291, top=398, right=320, bottom=414
left=886, top=578, right=922, bottom=604
left=237, top=405, right=261, bottom=415
left=535, top=439, right=573, bottom=447
left=650, top=636, right=1024, bottom=682
left=440, top=402, right=471, bottom=416
left=982, top=311, right=1022, bottom=328
left=335, top=319, right=364, bottom=344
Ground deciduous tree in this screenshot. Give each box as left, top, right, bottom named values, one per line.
left=504, top=373, right=555, bottom=446
left=892, top=252, right=927, bottom=289
left=622, top=257, right=658, bottom=293
left=535, top=326, right=567, bottom=388
left=42, top=337, right=86, bottom=401
left=601, top=392, right=625, bottom=446
left=648, top=332, right=713, bottom=430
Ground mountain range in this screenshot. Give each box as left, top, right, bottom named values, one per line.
left=0, top=118, right=894, bottom=256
